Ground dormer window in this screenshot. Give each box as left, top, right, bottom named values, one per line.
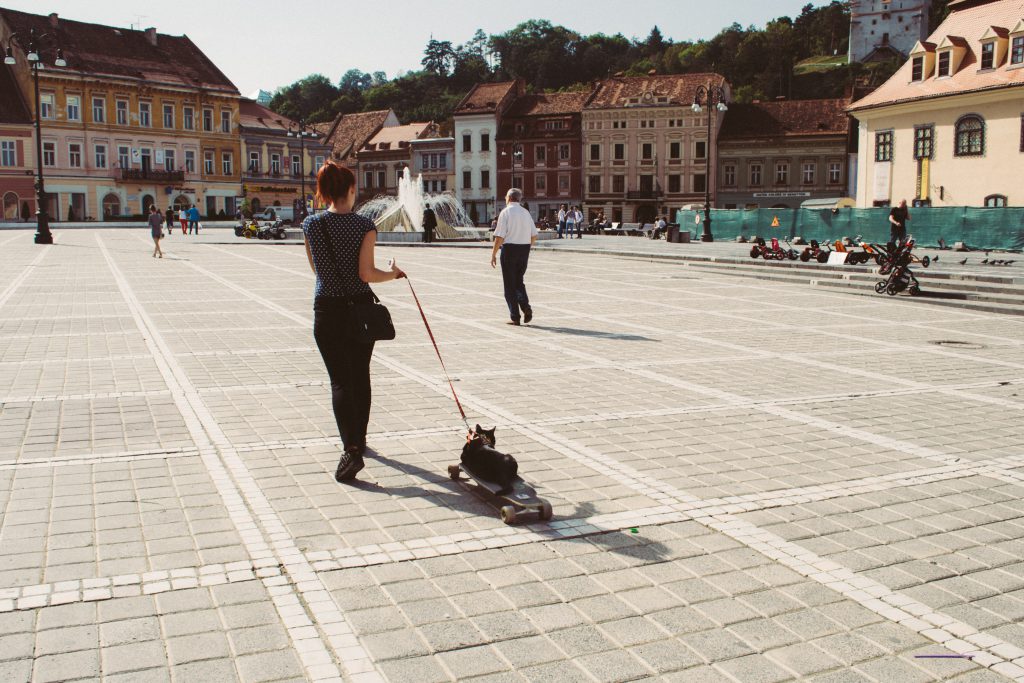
left=938, top=50, right=951, bottom=76
left=1013, top=35, right=1024, bottom=64
left=911, top=56, right=924, bottom=81
left=981, top=41, right=995, bottom=69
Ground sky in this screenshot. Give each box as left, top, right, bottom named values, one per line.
left=3, top=0, right=825, bottom=95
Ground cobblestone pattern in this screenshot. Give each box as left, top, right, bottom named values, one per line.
left=1, top=229, right=1022, bottom=682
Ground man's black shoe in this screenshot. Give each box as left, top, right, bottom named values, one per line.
left=506, top=319, right=521, bottom=326
left=335, top=447, right=365, bottom=481
left=523, top=307, right=533, bottom=324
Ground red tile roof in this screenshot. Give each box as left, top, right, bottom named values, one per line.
left=505, top=91, right=590, bottom=117
left=0, top=8, right=237, bottom=93
left=850, top=0, right=1024, bottom=112
left=454, top=81, right=520, bottom=115
left=0, top=64, right=32, bottom=124
left=719, top=99, right=852, bottom=140
left=585, top=73, right=728, bottom=109
left=239, top=99, right=296, bottom=133
left=321, top=110, right=393, bottom=160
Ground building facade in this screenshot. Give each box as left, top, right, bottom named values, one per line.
left=318, top=109, right=397, bottom=164
left=0, top=63, right=36, bottom=221
left=717, top=99, right=854, bottom=209
left=239, top=99, right=330, bottom=215
left=496, top=91, right=589, bottom=223
left=453, top=80, right=523, bottom=224
left=582, top=73, right=730, bottom=224
left=0, top=9, right=242, bottom=220
left=849, top=0, right=1024, bottom=208
left=849, top=0, right=930, bottom=63
left=410, top=136, right=455, bottom=194
left=355, top=122, right=437, bottom=203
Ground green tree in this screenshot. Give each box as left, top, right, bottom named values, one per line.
left=269, top=74, right=339, bottom=123
left=422, top=38, right=455, bottom=77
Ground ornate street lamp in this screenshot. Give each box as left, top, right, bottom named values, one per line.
left=691, top=83, right=729, bottom=243
left=287, top=121, right=317, bottom=219
left=5, top=28, right=66, bottom=244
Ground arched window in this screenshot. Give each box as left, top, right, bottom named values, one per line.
left=984, top=194, right=1007, bottom=208
left=3, top=192, right=18, bottom=221
left=141, top=194, right=155, bottom=214
left=250, top=197, right=262, bottom=212
left=954, top=115, right=984, bottom=156
left=173, top=194, right=190, bottom=211
left=101, top=193, right=121, bottom=219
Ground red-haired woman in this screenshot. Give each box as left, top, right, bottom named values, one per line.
left=303, top=162, right=405, bottom=482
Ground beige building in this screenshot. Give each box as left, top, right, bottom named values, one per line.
left=582, top=73, right=730, bottom=224
left=717, top=99, right=854, bottom=209
left=849, top=0, right=1024, bottom=208
left=354, top=122, right=438, bottom=203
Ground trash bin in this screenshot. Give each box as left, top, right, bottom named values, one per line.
left=667, top=225, right=679, bottom=243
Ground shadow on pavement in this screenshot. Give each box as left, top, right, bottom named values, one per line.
left=527, top=325, right=659, bottom=342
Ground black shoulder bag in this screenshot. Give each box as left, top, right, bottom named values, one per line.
left=319, top=223, right=395, bottom=344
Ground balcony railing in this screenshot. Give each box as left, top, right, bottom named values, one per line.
left=627, top=190, right=661, bottom=200
left=119, top=168, right=185, bottom=182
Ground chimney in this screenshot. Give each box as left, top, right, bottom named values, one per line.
left=145, top=28, right=157, bottom=46
left=48, top=13, right=58, bottom=28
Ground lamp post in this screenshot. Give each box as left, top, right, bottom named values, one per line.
left=691, top=83, right=728, bottom=243
left=500, top=138, right=523, bottom=218
left=4, top=28, right=66, bottom=245
left=287, top=120, right=317, bottom=219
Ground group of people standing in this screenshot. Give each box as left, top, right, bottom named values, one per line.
left=556, top=204, right=584, bottom=239
left=164, top=206, right=202, bottom=236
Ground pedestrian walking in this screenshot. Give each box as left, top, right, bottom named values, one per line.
left=422, top=206, right=437, bottom=244
left=164, top=207, right=174, bottom=237
left=148, top=205, right=165, bottom=258
left=187, top=205, right=200, bottom=234
left=571, top=205, right=583, bottom=239
left=179, top=207, right=188, bottom=235
left=889, top=199, right=910, bottom=246
left=303, top=161, right=406, bottom=482
left=557, top=203, right=567, bottom=238
left=490, top=187, right=537, bottom=326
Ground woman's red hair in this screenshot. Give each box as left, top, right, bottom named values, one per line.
left=315, top=161, right=356, bottom=205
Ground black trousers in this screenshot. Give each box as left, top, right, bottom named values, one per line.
left=313, top=298, right=375, bottom=450
left=500, top=243, right=531, bottom=321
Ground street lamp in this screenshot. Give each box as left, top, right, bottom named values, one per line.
left=287, top=121, right=317, bottom=219
left=4, top=28, right=66, bottom=245
left=691, top=83, right=728, bottom=243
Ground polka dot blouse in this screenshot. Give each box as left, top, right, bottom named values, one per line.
left=303, top=211, right=377, bottom=300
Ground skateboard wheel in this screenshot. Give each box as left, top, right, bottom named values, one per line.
left=447, top=465, right=460, bottom=480
left=538, top=501, right=553, bottom=521
left=500, top=506, right=517, bottom=524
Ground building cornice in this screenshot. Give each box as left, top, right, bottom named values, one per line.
left=849, top=82, right=1024, bottom=118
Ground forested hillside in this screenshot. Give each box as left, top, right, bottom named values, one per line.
left=270, top=0, right=951, bottom=125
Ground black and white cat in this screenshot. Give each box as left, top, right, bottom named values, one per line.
left=461, top=425, right=519, bottom=493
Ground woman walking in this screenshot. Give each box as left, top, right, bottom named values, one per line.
left=303, top=162, right=405, bottom=482
left=148, top=205, right=164, bottom=258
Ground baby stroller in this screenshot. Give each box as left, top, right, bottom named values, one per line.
left=874, top=239, right=922, bottom=296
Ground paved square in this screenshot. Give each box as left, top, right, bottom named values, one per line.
left=1, top=228, right=1023, bottom=682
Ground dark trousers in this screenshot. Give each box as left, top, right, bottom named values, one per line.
left=313, top=299, right=375, bottom=450
left=188, top=220, right=199, bottom=234
left=890, top=225, right=906, bottom=245
left=500, top=243, right=531, bottom=321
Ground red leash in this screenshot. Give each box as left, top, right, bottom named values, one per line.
left=404, top=277, right=472, bottom=433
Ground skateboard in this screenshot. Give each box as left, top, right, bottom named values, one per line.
left=448, top=462, right=553, bottom=524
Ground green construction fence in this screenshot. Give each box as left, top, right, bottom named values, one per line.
left=674, top=207, right=1024, bottom=251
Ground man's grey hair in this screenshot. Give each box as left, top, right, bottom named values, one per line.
left=506, top=188, right=523, bottom=202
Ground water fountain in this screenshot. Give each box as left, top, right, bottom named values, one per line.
left=356, top=167, right=480, bottom=240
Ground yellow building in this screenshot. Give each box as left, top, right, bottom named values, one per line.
left=849, top=0, right=1024, bottom=208
left=0, top=9, right=242, bottom=220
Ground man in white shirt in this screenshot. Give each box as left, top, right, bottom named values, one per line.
left=557, top=204, right=567, bottom=239
left=491, top=188, right=538, bottom=325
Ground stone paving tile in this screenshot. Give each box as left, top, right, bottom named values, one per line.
left=3, top=231, right=1024, bottom=683
left=0, top=455, right=246, bottom=587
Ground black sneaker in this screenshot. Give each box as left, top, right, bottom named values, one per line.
left=335, top=447, right=365, bottom=482
left=522, top=307, right=533, bottom=324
